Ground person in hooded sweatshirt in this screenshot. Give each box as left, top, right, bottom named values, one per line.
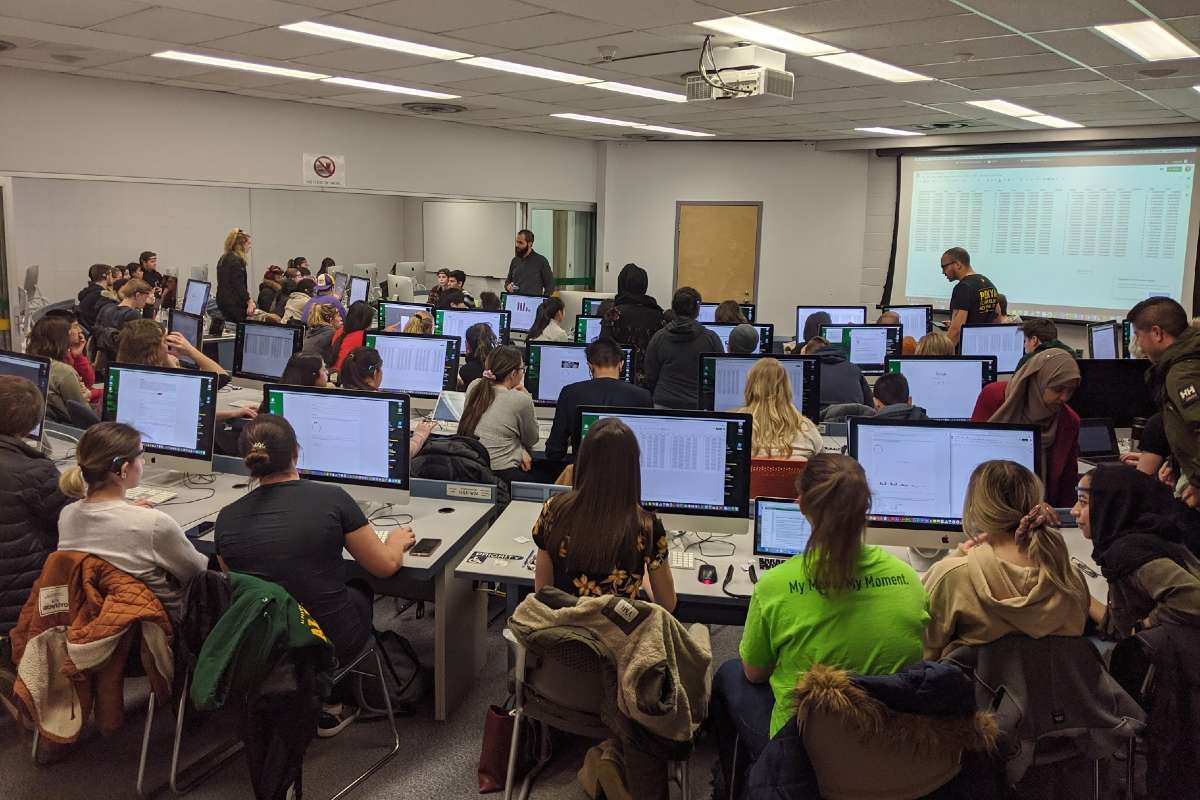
left=644, top=287, right=724, bottom=409
left=923, top=460, right=1089, bottom=659
left=821, top=372, right=928, bottom=423
left=802, top=311, right=872, bottom=411
left=78, top=263, right=117, bottom=332
left=604, top=263, right=665, bottom=357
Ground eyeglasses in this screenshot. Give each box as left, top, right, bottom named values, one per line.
left=939, top=260, right=955, bottom=270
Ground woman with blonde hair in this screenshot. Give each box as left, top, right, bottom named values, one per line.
left=302, top=302, right=342, bottom=365
left=735, top=357, right=821, bottom=460
left=916, top=330, right=956, bottom=356
left=216, top=227, right=253, bottom=325
left=923, top=460, right=1089, bottom=659
left=402, top=310, right=433, bottom=335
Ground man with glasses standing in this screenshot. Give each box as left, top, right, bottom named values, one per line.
left=940, top=247, right=999, bottom=345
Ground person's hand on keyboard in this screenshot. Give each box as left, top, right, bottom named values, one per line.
left=130, top=499, right=155, bottom=509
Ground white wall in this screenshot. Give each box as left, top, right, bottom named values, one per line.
left=422, top=200, right=520, bottom=279
left=599, top=142, right=870, bottom=337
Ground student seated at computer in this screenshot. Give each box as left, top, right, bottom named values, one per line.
left=972, top=350, right=1081, bottom=507
left=807, top=332, right=872, bottom=413
left=25, top=316, right=91, bottom=423
left=532, top=416, right=676, bottom=610
left=715, top=300, right=748, bottom=325
left=50, top=310, right=101, bottom=405
left=728, top=324, right=760, bottom=355
left=333, top=347, right=434, bottom=457
left=401, top=310, right=433, bottom=335
left=215, top=414, right=416, bottom=736
left=923, top=460, right=1088, bottom=659
left=253, top=353, right=328, bottom=413
left=645, top=287, right=724, bottom=409
left=876, top=311, right=916, bottom=355
left=331, top=301, right=375, bottom=372
left=734, top=357, right=822, bottom=461
left=458, top=322, right=497, bottom=390
left=447, top=270, right=475, bottom=309
left=544, top=338, right=652, bottom=465
left=438, top=289, right=469, bottom=310
left=1122, top=412, right=1170, bottom=477
left=1015, top=318, right=1072, bottom=371
left=459, top=345, right=538, bottom=484
left=302, top=303, right=342, bottom=365
left=822, top=372, right=928, bottom=423
left=257, top=266, right=287, bottom=318
left=528, top=297, right=571, bottom=343
left=996, top=293, right=1022, bottom=324
left=299, top=273, right=347, bottom=325
left=1074, top=464, right=1200, bottom=639
left=56, top=422, right=208, bottom=623
left=711, top=454, right=927, bottom=790
left=916, top=331, right=955, bottom=356
left=280, top=277, right=315, bottom=324
left=95, top=278, right=153, bottom=334
left=478, top=291, right=500, bottom=312
left=78, top=263, right=116, bottom=332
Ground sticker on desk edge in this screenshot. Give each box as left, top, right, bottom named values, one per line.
left=468, top=551, right=524, bottom=563
left=447, top=484, right=492, bottom=500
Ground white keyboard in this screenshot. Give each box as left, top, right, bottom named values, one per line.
left=126, top=486, right=177, bottom=505
left=376, top=529, right=390, bottom=543
left=669, top=551, right=695, bottom=570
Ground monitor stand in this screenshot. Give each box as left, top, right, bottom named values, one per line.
left=863, top=526, right=965, bottom=550
left=140, top=453, right=214, bottom=487
left=140, top=467, right=191, bottom=487
left=659, top=513, right=750, bottom=537
left=345, top=485, right=411, bottom=519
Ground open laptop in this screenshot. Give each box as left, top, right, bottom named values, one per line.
left=754, top=497, right=812, bottom=571
left=1078, top=418, right=1122, bottom=465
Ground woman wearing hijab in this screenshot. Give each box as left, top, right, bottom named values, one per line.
left=971, top=349, right=1081, bottom=507
left=605, top=263, right=665, bottom=357
left=1072, top=464, right=1200, bottom=639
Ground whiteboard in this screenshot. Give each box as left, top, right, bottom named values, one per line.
left=422, top=200, right=518, bottom=279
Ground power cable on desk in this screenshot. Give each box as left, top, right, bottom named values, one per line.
left=369, top=503, right=414, bottom=527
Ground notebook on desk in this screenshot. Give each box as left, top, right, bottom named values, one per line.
left=1078, top=418, right=1122, bottom=465
left=754, top=497, right=812, bottom=571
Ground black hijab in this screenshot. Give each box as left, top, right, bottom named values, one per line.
left=614, top=263, right=661, bottom=310
left=1088, top=464, right=1197, bottom=579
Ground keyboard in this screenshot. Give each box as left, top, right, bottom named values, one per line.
left=758, top=556, right=786, bottom=571
left=669, top=551, right=695, bottom=570
left=126, top=486, right=178, bottom=505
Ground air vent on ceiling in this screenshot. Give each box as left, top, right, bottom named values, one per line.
left=1139, top=67, right=1177, bottom=78
left=401, top=102, right=466, bottom=114
left=912, top=121, right=976, bottom=130
left=50, top=53, right=86, bottom=64
left=0, top=41, right=15, bottom=53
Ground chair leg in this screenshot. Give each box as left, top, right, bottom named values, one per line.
left=31, top=728, right=40, bottom=763
left=517, top=721, right=551, bottom=800
left=169, top=671, right=243, bottom=795
left=328, top=648, right=401, bottom=800
left=1093, top=758, right=1101, bottom=800
left=728, top=735, right=740, bottom=800
left=136, top=690, right=157, bottom=797
left=502, top=707, right=524, bottom=800
left=677, top=759, right=691, bottom=800
left=1126, top=737, right=1136, bottom=799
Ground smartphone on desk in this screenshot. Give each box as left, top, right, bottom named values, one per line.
left=408, top=538, right=442, bottom=557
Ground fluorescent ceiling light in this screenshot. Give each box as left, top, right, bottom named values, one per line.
left=153, top=50, right=327, bottom=80
left=551, top=113, right=714, bottom=137
left=460, top=56, right=596, bottom=84
left=1094, top=19, right=1200, bottom=62
left=694, top=16, right=841, bottom=57
left=281, top=21, right=471, bottom=60
left=965, top=99, right=1040, bottom=117
left=1193, top=84, right=1200, bottom=94
left=855, top=127, right=924, bottom=136
left=321, top=77, right=459, bottom=99
left=589, top=81, right=686, bottom=103
left=815, top=52, right=931, bottom=82
left=1023, top=114, right=1084, bottom=129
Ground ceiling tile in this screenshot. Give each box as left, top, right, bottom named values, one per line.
left=920, top=52, right=1076, bottom=79
left=818, top=14, right=1009, bottom=50
left=518, top=0, right=719, bottom=27
left=1167, top=15, right=1200, bottom=41
left=97, top=54, right=219, bottom=78
left=752, top=0, right=960, bottom=34
left=371, top=61, right=486, bottom=83
left=954, top=67, right=1107, bottom=90
left=860, top=36, right=1047, bottom=68
left=349, top=0, right=545, bottom=34
left=527, top=31, right=695, bottom=65
left=1140, top=1, right=1200, bottom=17
left=302, top=13, right=507, bottom=56
left=250, top=78, right=359, bottom=97
left=0, top=54, right=79, bottom=72
left=440, top=73, right=563, bottom=93
left=149, top=0, right=313, bottom=27
left=1031, top=29, right=1140, bottom=68
left=201, top=27, right=347, bottom=60
left=187, top=67, right=303, bottom=88
left=75, top=65, right=160, bottom=81
left=1101, top=59, right=1200, bottom=80
left=0, top=0, right=149, bottom=28
left=286, top=0, right=373, bottom=10
left=1, top=41, right=136, bottom=68
left=592, top=49, right=699, bottom=78
left=298, top=46, right=434, bottom=72
left=695, top=0, right=829, bottom=13
left=992, top=81, right=1135, bottom=98
left=951, top=0, right=1142, bottom=31
left=446, top=13, right=626, bottom=50
left=90, top=7, right=260, bottom=44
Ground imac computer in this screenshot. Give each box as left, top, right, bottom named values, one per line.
left=960, top=324, right=1025, bottom=373
left=1088, top=321, right=1120, bottom=360
left=363, top=332, right=459, bottom=398
left=849, top=418, right=1040, bottom=548
left=885, top=356, right=997, bottom=420
left=560, top=290, right=613, bottom=325
left=581, top=297, right=608, bottom=316
left=167, top=309, right=203, bottom=366
left=796, top=306, right=866, bottom=340
left=346, top=275, right=370, bottom=307
left=0, top=350, right=50, bottom=441
left=697, top=302, right=756, bottom=323
left=1122, top=320, right=1135, bottom=359
left=699, top=354, right=820, bottom=421
left=378, top=301, right=432, bottom=332
left=819, top=324, right=901, bottom=375
left=577, top=406, right=753, bottom=535
left=525, top=342, right=634, bottom=406
left=332, top=271, right=350, bottom=299
left=433, top=308, right=511, bottom=352
left=501, top=292, right=543, bottom=333
left=880, top=305, right=932, bottom=340
left=573, top=314, right=603, bottom=344
left=702, top=322, right=774, bottom=354
left=181, top=279, right=210, bottom=316
left=383, top=273, right=415, bottom=302
left=103, top=363, right=218, bottom=482
left=264, top=384, right=410, bottom=506
left=233, top=321, right=303, bottom=388
left=1069, top=359, right=1157, bottom=428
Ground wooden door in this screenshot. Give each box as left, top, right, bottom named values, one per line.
left=674, top=202, right=761, bottom=303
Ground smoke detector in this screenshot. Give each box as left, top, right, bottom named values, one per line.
left=400, top=102, right=467, bottom=114
left=913, top=120, right=975, bottom=130
left=597, top=45, right=618, bottom=62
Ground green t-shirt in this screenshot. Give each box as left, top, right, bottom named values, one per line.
left=739, top=545, right=929, bottom=737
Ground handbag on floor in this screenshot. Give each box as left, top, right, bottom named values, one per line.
left=477, top=697, right=539, bottom=794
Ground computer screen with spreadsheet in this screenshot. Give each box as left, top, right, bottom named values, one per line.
left=701, top=323, right=774, bottom=354
left=0, top=350, right=50, bottom=440
left=960, top=324, right=1025, bottom=373
left=698, top=302, right=756, bottom=323
left=699, top=354, right=820, bottom=421
left=502, top=292, right=542, bottom=332
left=363, top=332, right=459, bottom=397
left=433, top=309, right=510, bottom=352
left=525, top=342, right=633, bottom=406
left=233, top=321, right=303, bottom=382
left=880, top=305, right=932, bottom=340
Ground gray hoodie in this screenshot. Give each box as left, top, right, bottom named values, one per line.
left=644, top=317, right=724, bottom=409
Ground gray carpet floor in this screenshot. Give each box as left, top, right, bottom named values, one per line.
left=2, top=597, right=740, bottom=800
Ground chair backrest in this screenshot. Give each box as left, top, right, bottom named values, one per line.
left=517, top=634, right=610, bottom=740
left=750, top=458, right=806, bottom=500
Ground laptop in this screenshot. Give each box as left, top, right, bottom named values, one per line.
left=754, top=497, right=813, bottom=571
left=1078, top=418, right=1121, bottom=465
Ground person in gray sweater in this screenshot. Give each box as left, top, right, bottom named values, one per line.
left=644, top=287, right=724, bottom=409
left=459, top=345, right=539, bottom=484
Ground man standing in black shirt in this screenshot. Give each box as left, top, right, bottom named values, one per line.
left=941, top=246, right=998, bottom=344
left=506, top=229, right=555, bottom=296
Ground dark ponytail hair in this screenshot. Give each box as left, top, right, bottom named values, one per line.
left=238, top=414, right=297, bottom=479
left=458, top=345, right=523, bottom=437
left=333, top=300, right=375, bottom=351
left=465, top=322, right=497, bottom=363
left=337, top=346, right=383, bottom=391
left=280, top=352, right=325, bottom=387
left=528, top=297, right=564, bottom=340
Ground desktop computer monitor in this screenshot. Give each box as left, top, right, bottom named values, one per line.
left=699, top=354, right=820, bottom=421
left=1122, top=320, right=1134, bottom=359
left=181, top=279, right=210, bottom=316
left=501, top=292, right=543, bottom=333
left=103, top=363, right=218, bottom=479
left=796, top=306, right=865, bottom=340
left=697, top=302, right=756, bottom=323
left=525, top=342, right=633, bottom=406
left=332, top=271, right=349, bottom=299
left=363, top=331, right=459, bottom=398
left=581, top=297, right=607, bottom=316
left=885, top=356, right=997, bottom=420
left=1088, top=320, right=1120, bottom=360
left=264, top=384, right=410, bottom=503
left=819, top=324, right=901, bottom=374
left=0, top=350, right=50, bottom=440
left=849, top=418, right=1040, bottom=548
left=960, top=324, right=1024, bottom=373
left=573, top=314, right=603, bottom=344
left=880, top=305, right=932, bottom=340
left=233, top=321, right=303, bottom=384
left=702, top=323, right=774, bottom=354
left=346, top=276, right=370, bottom=307
left=433, top=308, right=510, bottom=352
left=167, top=309, right=203, bottom=365
left=378, top=301, right=432, bottom=331
left=1069, top=359, right=1157, bottom=427
left=577, top=406, right=753, bottom=533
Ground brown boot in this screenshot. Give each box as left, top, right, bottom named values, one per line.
left=578, top=740, right=633, bottom=800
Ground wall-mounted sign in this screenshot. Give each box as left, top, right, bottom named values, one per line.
left=302, top=153, right=346, bottom=187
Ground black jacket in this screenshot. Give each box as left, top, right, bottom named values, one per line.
left=811, top=344, right=872, bottom=409
left=77, top=284, right=114, bottom=331
left=216, top=252, right=250, bottom=323
left=458, top=356, right=485, bottom=391
left=410, top=435, right=510, bottom=507
left=545, top=378, right=652, bottom=462
left=0, top=436, right=71, bottom=635
left=605, top=264, right=665, bottom=358
left=644, top=318, right=724, bottom=409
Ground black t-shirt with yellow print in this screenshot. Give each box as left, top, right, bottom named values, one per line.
left=950, top=273, right=999, bottom=324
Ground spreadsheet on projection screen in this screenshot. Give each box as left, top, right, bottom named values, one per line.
left=892, top=148, right=1200, bottom=320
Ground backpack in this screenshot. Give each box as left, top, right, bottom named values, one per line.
left=410, top=434, right=510, bottom=506
left=353, top=629, right=429, bottom=717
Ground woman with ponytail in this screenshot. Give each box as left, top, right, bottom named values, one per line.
left=458, top=344, right=538, bottom=482
left=923, top=459, right=1089, bottom=659
left=336, top=346, right=383, bottom=391
left=56, top=422, right=207, bottom=622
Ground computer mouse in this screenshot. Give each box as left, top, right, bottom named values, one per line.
left=698, top=564, right=718, bottom=585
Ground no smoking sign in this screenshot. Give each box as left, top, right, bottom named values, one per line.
left=302, top=152, right=346, bottom=186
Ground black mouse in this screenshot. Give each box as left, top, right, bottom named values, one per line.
left=698, top=564, right=718, bottom=585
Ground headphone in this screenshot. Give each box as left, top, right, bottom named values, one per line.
left=720, top=564, right=756, bottom=599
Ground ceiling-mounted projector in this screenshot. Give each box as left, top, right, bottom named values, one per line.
left=686, top=44, right=794, bottom=103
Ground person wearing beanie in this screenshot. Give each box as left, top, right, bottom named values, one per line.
left=299, top=272, right=348, bottom=324
left=644, top=287, right=724, bottom=409
left=728, top=323, right=761, bottom=355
